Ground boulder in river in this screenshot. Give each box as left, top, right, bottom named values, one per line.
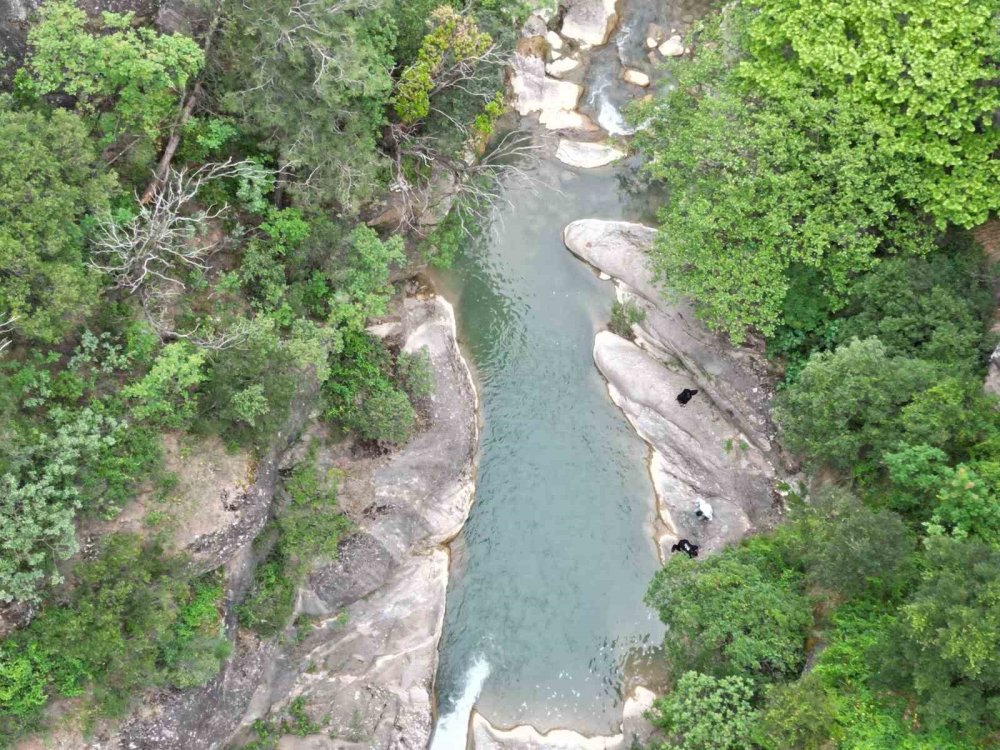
left=511, top=53, right=584, bottom=120
left=556, top=139, right=626, bottom=168
left=561, top=0, right=619, bottom=46
left=623, top=68, right=650, bottom=87
left=659, top=34, right=684, bottom=57
left=546, top=56, right=581, bottom=77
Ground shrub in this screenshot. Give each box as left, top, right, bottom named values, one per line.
left=608, top=299, right=646, bottom=339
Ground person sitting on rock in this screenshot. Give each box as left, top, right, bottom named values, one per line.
left=670, top=538, right=699, bottom=558
left=677, top=388, right=698, bottom=406
left=694, top=499, right=714, bottom=521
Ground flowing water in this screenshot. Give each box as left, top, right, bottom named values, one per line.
left=429, top=160, right=663, bottom=740
left=429, top=0, right=714, bottom=742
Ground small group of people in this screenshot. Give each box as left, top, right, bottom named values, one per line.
left=671, top=500, right=714, bottom=558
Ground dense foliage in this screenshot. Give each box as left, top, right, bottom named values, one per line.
left=0, top=0, right=516, bottom=741
left=0, top=535, right=228, bottom=736
left=631, top=1, right=1000, bottom=341
left=640, top=1, right=1000, bottom=747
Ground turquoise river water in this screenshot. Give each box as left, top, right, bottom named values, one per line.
left=429, top=158, right=665, bottom=743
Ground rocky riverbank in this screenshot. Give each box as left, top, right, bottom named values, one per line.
left=18, top=293, right=481, bottom=750
left=563, top=220, right=783, bottom=559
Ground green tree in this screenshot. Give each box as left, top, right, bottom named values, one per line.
left=753, top=673, right=839, bottom=750
left=879, top=538, right=1000, bottom=735
left=831, top=242, right=994, bottom=372
left=742, top=0, right=1000, bottom=229
left=0, top=535, right=227, bottom=737
left=925, top=465, right=1000, bottom=549
left=774, top=338, right=939, bottom=475
left=630, top=13, right=937, bottom=341
left=394, top=6, right=492, bottom=123
left=650, top=671, right=757, bottom=750
left=645, top=544, right=811, bottom=684
left=213, top=0, right=396, bottom=209
left=802, top=490, right=915, bottom=600
left=330, top=227, right=405, bottom=327
left=21, top=1, right=203, bottom=138
left=0, top=104, right=114, bottom=341
left=123, top=342, right=207, bottom=428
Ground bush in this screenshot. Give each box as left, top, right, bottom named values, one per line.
left=650, top=671, right=757, bottom=750
left=0, top=535, right=228, bottom=738
left=239, top=453, right=350, bottom=636
left=608, top=299, right=646, bottom=339
left=645, top=540, right=811, bottom=685
left=323, top=328, right=420, bottom=445
left=396, top=347, right=434, bottom=401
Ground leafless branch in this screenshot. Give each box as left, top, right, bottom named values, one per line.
left=91, top=160, right=269, bottom=295
left=0, top=315, right=16, bottom=356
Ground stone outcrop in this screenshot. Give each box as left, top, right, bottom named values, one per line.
left=471, top=714, right=624, bottom=750
left=466, top=683, right=658, bottom=750
left=563, top=219, right=782, bottom=557
left=114, top=296, right=479, bottom=750
left=227, top=296, right=478, bottom=750
left=555, top=139, right=626, bottom=168
left=511, top=54, right=583, bottom=116
left=560, top=0, right=619, bottom=46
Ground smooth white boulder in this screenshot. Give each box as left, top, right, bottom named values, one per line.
left=623, top=69, right=650, bottom=87
left=511, top=54, right=583, bottom=117
left=556, top=139, right=626, bottom=168
left=546, top=30, right=564, bottom=51
left=561, top=0, right=618, bottom=45
left=659, top=34, right=684, bottom=56
left=622, top=687, right=658, bottom=749
left=546, top=57, right=580, bottom=76
left=539, top=109, right=599, bottom=131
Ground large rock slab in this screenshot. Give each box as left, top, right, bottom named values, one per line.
left=562, top=219, right=776, bottom=453
left=471, top=713, right=624, bottom=750
left=511, top=53, right=583, bottom=122
left=237, top=296, right=479, bottom=749
left=560, top=0, right=619, bottom=46
left=276, top=551, right=449, bottom=749
left=114, top=296, right=478, bottom=750
left=594, top=332, right=773, bottom=555
left=556, top=139, right=626, bottom=168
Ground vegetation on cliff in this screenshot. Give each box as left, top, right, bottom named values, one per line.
left=0, top=0, right=522, bottom=742
left=637, top=1, right=1000, bottom=748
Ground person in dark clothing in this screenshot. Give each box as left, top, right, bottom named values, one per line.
left=670, top=538, right=699, bottom=558
left=677, top=388, right=698, bottom=406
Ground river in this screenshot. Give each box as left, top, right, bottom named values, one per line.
left=429, top=158, right=663, bottom=741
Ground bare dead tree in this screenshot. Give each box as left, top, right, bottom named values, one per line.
left=140, top=285, right=252, bottom=350
left=0, top=316, right=16, bottom=356
left=386, top=120, right=548, bottom=236
left=91, top=160, right=267, bottom=295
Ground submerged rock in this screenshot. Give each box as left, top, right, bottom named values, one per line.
left=556, top=139, right=626, bottom=168
left=623, top=69, right=650, bottom=87
left=561, top=0, right=619, bottom=46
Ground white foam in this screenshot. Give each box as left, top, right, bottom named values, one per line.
left=430, top=655, right=492, bottom=750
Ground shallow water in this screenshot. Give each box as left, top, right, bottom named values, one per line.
left=429, top=160, right=664, bottom=740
